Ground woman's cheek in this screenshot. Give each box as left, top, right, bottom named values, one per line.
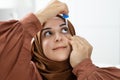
left=43, top=39, right=53, bottom=49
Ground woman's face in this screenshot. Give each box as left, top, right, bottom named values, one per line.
left=41, top=17, right=71, bottom=61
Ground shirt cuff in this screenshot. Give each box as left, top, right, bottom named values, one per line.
left=72, top=58, right=97, bottom=79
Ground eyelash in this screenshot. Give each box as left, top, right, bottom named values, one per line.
left=44, top=31, right=52, bottom=37
left=61, top=27, right=68, bottom=34
left=43, top=27, right=69, bottom=37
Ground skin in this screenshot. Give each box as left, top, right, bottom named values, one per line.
left=41, top=16, right=93, bottom=68
left=35, top=0, right=93, bottom=68
left=68, top=36, right=93, bottom=67
left=41, top=17, right=71, bottom=61
left=35, top=0, right=69, bottom=25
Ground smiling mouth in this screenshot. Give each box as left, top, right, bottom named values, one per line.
left=53, top=46, right=67, bottom=50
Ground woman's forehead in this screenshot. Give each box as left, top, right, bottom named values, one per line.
left=44, top=17, right=65, bottom=28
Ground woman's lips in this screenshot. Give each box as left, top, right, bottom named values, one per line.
left=53, top=46, right=67, bottom=50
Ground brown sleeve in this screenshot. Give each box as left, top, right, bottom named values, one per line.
left=73, top=58, right=120, bottom=80
left=0, top=13, right=41, bottom=55
left=0, top=13, right=42, bottom=80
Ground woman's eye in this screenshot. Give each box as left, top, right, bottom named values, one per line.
left=61, top=28, right=68, bottom=34
left=44, top=31, right=52, bottom=37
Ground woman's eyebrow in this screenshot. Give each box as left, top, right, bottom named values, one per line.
left=59, top=23, right=66, bottom=27
left=41, top=28, right=51, bottom=31
left=42, top=23, right=66, bottom=31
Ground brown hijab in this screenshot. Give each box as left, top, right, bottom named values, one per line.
left=31, top=15, right=76, bottom=80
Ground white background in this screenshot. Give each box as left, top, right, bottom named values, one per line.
left=0, top=0, right=120, bottom=66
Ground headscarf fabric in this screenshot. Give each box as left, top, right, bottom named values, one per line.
left=32, top=15, right=76, bottom=80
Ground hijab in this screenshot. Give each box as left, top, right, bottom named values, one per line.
left=31, top=15, right=76, bottom=80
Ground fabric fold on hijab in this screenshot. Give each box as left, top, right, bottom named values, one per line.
left=31, top=16, right=76, bottom=80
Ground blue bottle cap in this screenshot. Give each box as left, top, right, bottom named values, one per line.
left=62, top=14, right=69, bottom=18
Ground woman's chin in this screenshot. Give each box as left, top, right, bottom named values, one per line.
left=52, top=55, right=69, bottom=62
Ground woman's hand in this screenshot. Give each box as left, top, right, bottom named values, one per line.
left=35, top=0, right=69, bottom=25
left=67, top=36, right=93, bottom=68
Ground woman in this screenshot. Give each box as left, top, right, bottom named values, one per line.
left=0, top=0, right=69, bottom=80
left=31, top=15, right=120, bottom=80
left=0, top=0, right=120, bottom=80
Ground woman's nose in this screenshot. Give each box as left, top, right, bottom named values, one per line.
left=54, top=33, right=63, bottom=42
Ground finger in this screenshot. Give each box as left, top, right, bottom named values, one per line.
left=80, top=37, right=92, bottom=47
left=66, top=35, right=73, bottom=40
left=59, top=3, right=69, bottom=14
left=65, top=35, right=73, bottom=48
left=75, top=36, right=93, bottom=56
left=62, top=3, right=69, bottom=14
left=69, top=36, right=83, bottom=50
left=73, top=36, right=84, bottom=45
left=75, top=36, right=90, bottom=46
left=66, top=35, right=80, bottom=47
left=49, top=0, right=59, bottom=3
left=69, top=40, right=79, bottom=51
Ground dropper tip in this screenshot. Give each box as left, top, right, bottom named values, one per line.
left=62, top=14, right=69, bottom=18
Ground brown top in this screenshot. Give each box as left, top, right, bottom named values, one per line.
left=73, top=58, right=120, bottom=80
left=0, top=13, right=42, bottom=80
left=0, top=13, right=120, bottom=80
